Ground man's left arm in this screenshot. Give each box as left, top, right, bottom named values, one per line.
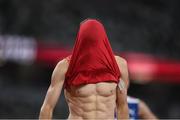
left=115, top=56, right=129, bottom=119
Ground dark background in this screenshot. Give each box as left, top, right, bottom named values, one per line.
left=0, top=0, right=180, bottom=118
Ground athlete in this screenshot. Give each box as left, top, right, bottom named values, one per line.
left=39, top=19, right=129, bottom=119
left=127, top=96, right=158, bottom=120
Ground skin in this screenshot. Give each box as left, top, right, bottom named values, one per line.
left=39, top=56, right=129, bottom=120
left=138, top=99, right=158, bottom=119
left=115, top=56, right=129, bottom=119
left=117, top=56, right=158, bottom=119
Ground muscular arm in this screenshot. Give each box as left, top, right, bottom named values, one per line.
left=39, top=59, right=67, bottom=119
left=139, top=100, right=158, bottom=119
left=115, top=56, right=129, bottom=119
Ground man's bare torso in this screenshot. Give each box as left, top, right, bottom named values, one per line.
left=64, top=82, right=117, bottom=120
left=63, top=57, right=121, bottom=120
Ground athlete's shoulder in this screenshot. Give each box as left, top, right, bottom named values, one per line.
left=50, top=59, right=68, bottom=84
left=55, top=58, right=69, bottom=74
left=114, top=55, right=127, bottom=66
left=139, top=99, right=149, bottom=110
left=56, top=58, right=68, bottom=67
left=138, top=99, right=158, bottom=119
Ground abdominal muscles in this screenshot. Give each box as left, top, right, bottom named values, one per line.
left=64, top=82, right=117, bottom=119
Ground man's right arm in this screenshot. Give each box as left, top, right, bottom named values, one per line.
left=39, top=60, right=67, bottom=119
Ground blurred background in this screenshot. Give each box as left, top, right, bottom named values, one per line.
left=0, top=0, right=180, bottom=119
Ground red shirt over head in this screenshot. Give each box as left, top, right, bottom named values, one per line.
left=65, top=19, right=120, bottom=87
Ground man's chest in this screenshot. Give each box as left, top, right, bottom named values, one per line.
left=70, top=82, right=117, bottom=97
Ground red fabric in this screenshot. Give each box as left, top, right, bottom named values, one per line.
left=65, top=19, right=120, bottom=87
